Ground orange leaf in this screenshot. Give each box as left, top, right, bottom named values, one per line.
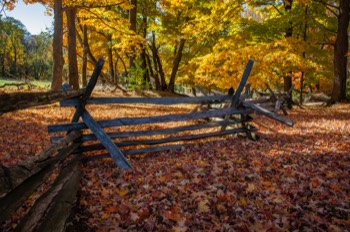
left=163, top=210, right=182, bottom=222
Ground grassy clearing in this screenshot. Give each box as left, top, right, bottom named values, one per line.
left=0, top=78, right=51, bottom=89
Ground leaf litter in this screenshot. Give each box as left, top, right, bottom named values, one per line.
left=0, top=93, right=349, bottom=231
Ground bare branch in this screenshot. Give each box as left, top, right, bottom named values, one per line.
left=269, top=3, right=284, bottom=15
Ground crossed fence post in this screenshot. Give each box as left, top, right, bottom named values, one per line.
left=67, top=58, right=132, bottom=170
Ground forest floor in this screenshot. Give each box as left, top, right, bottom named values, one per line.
left=0, top=89, right=349, bottom=231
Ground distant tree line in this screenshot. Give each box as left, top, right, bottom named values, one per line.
left=0, top=15, right=52, bottom=81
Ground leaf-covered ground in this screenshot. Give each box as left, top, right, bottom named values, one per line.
left=0, top=91, right=349, bottom=231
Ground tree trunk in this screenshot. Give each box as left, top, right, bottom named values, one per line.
left=151, top=32, right=166, bottom=90
left=283, top=0, right=293, bottom=108
left=300, top=5, right=308, bottom=104
left=67, top=7, right=79, bottom=90
left=129, top=0, right=137, bottom=70
left=82, top=25, right=88, bottom=87
left=51, top=0, right=64, bottom=90
left=141, top=14, right=150, bottom=88
left=168, top=38, right=186, bottom=93
left=146, top=52, right=160, bottom=90
left=107, top=35, right=115, bottom=84
left=331, top=0, right=349, bottom=102
left=115, top=51, right=128, bottom=80
left=76, top=24, right=97, bottom=64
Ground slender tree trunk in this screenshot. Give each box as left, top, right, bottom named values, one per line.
left=331, top=0, right=349, bottom=102
left=107, top=34, right=115, bottom=83
left=167, top=38, right=186, bottom=93
left=82, top=25, right=88, bottom=87
left=51, top=0, right=64, bottom=90
left=129, top=0, right=137, bottom=70
left=300, top=5, right=308, bottom=104
left=76, top=25, right=97, bottom=64
left=283, top=0, right=293, bottom=108
left=115, top=51, right=128, bottom=80
left=151, top=32, right=166, bottom=90
left=66, top=7, right=79, bottom=89
left=146, top=52, right=159, bottom=90
left=1, top=43, right=6, bottom=77
left=140, top=14, right=150, bottom=88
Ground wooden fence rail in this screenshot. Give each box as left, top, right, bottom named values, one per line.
left=0, top=89, right=83, bottom=115
left=47, top=58, right=294, bottom=171
left=1, top=57, right=294, bottom=231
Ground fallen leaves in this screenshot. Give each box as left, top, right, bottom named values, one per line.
left=0, top=92, right=349, bottom=231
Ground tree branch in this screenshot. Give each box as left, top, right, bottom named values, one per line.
left=313, top=0, right=339, bottom=16
left=63, top=1, right=127, bottom=11
left=269, top=3, right=284, bottom=15
left=80, top=8, right=132, bottom=35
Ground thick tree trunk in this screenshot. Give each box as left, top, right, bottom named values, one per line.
left=82, top=25, right=88, bottom=87
left=67, top=7, right=79, bottom=89
left=331, top=0, right=349, bottom=102
left=168, top=38, right=186, bottom=93
left=51, top=0, right=64, bottom=90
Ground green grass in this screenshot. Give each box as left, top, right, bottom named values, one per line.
left=0, top=79, right=51, bottom=89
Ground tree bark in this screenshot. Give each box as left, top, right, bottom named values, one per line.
left=283, top=0, right=293, bottom=108
left=66, top=7, right=79, bottom=90
left=107, top=34, right=115, bottom=84
left=151, top=32, right=166, bottom=90
left=331, top=0, right=349, bottom=102
left=82, top=24, right=88, bottom=87
left=141, top=14, right=150, bottom=88
left=146, top=52, right=160, bottom=90
left=168, top=38, right=186, bottom=93
left=51, top=0, right=64, bottom=90
left=129, top=0, right=137, bottom=70
left=0, top=89, right=83, bottom=114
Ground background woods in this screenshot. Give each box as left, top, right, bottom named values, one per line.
left=0, top=0, right=349, bottom=101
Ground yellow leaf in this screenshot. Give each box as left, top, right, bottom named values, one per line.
left=246, top=183, right=256, bottom=193
left=101, top=213, right=110, bottom=220
left=198, top=199, right=210, bottom=213
left=239, top=197, right=247, bottom=206
left=115, top=188, right=129, bottom=196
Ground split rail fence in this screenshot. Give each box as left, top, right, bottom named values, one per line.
left=48, top=58, right=293, bottom=170
left=0, top=57, right=293, bottom=231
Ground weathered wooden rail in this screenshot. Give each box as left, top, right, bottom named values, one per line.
left=0, top=89, right=84, bottom=231
left=48, top=58, right=293, bottom=171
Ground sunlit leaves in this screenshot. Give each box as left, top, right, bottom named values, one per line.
left=0, top=91, right=349, bottom=230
